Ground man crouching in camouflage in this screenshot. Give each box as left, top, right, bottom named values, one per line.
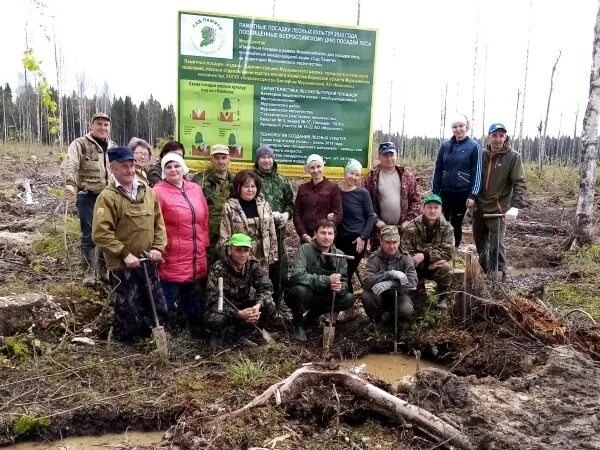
left=401, top=193, right=454, bottom=309
left=203, top=233, right=277, bottom=348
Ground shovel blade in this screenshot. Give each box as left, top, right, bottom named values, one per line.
left=261, top=328, right=275, bottom=344
left=323, top=325, right=335, bottom=349
left=152, top=326, right=169, bottom=360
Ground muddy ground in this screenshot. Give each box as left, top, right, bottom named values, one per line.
left=0, top=146, right=599, bottom=449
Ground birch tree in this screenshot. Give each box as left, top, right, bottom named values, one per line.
left=571, top=3, right=600, bottom=249
left=517, top=0, right=533, bottom=159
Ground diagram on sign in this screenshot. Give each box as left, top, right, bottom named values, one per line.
left=180, top=79, right=253, bottom=159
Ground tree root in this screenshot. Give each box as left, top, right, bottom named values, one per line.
left=209, top=364, right=474, bottom=450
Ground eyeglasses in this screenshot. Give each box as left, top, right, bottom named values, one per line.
left=133, top=152, right=149, bottom=159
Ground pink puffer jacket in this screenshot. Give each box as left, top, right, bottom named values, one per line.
left=154, top=180, right=209, bottom=282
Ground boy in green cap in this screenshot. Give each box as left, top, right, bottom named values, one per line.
left=401, top=193, right=455, bottom=309
left=203, top=233, right=277, bottom=348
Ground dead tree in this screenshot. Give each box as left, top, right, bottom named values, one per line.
left=356, top=0, right=361, bottom=26
left=518, top=0, right=533, bottom=159
left=439, top=82, right=448, bottom=141
left=571, top=108, right=580, bottom=165
left=539, top=51, right=561, bottom=172
left=387, top=79, right=393, bottom=135
left=481, top=38, right=488, bottom=141
left=571, top=3, right=600, bottom=249
left=513, top=89, right=521, bottom=137
left=471, top=7, right=480, bottom=138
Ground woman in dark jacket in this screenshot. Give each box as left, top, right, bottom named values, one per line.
left=293, top=154, right=342, bottom=243
left=432, top=114, right=482, bottom=247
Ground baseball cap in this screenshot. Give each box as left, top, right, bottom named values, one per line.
left=488, top=123, right=507, bottom=134
left=423, top=193, right=442, bottom=205
left=380, top=225, right=400, bottom=241
left=210, top=144, right=230, bottom=156
left=107, top=146, right=135, bottom=163
left=228, top=233, right=252, bottom=248
left=91, top=112, right=110, bottom=123
left=378, top=142, right=396, bottom=154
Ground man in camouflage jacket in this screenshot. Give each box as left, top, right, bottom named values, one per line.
left=253, top=144, right=294, bottom=309
left=203, top=234, right=277, bottom=348
left=401, top=193, right=454, bottom=309
left=192, top=144, right=235, bottom=262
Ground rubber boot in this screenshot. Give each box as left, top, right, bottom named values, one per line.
left=81, top=247, right=96, bottom=286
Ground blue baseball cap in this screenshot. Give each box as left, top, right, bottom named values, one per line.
left=107, top=146, right=135, bottom=163
left=488, top=123, right=507, bottom=134
left=378, top=141, right=396, bottom=154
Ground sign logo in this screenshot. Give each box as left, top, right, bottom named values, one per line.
left=180, top=14, right=233, bottom=59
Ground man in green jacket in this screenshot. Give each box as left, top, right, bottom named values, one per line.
left=203, top=234, right=277, bottom=348
left=192, top=144, right=235, bottom=262
left=61, top=112, right=117, bottom=285
left=473, top=123, right=526, bottom=281
left=401, top=194, right=454, bottom=309
left=92, top=146, right=168, bottom=341
left=253, top=144, right=294, bottom=309
left=286, top=219, right=355, bottom=341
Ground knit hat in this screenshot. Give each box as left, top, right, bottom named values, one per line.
left=450, top=114, right=469, bottom=127
left=161, top=153, right=190, bottom=179
left=255, top=145, right=274, bottom=161
left=229, top=233, right=252, bottom=247
left=344, top=158, right=362, bottom=174
left=306, top=154, right=324, bottom=166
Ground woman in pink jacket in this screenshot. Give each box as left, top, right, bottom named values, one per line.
left=153, top=152, right=209, bottom=334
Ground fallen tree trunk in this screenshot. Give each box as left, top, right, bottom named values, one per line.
left=210, top=365, right=474, bottom=450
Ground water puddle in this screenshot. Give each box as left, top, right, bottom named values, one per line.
left=344, top=353, right=443, bottom=387
left=9, top=430, right=164, bottom=449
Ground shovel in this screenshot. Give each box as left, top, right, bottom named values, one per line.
left=322, top=252, right=355, bottom=351
left=218, top=285, right=275, bottom=344
left=483, top=213, right=505, bottom=281
left=390, top=289, right=400, bottom=355
left=140, top=256, right=169, bottom=360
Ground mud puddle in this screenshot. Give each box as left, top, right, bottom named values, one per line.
left=9, top=430, right=164, bottom=449
left=344, top=353, right=443, bottom=386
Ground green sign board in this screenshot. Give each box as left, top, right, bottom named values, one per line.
left=178, top=11, right=377, bottom=177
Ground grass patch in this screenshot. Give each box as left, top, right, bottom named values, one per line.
left=227, top=355, right=272, bottom=388
left=562, top=244, right=600, bottom=279
left=0, top=278, right=29, bottom=296
left=31, top=216, right=81, bottom=259
left=546, top=282, right=600, bottom=319
left=524, top=163, right=580, bottom=201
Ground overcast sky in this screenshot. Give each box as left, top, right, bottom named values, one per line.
left=1, top=0, right=597, bottom=138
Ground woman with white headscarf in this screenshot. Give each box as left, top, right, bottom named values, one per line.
left=335, top=159, right=375, bottom=293
left=293, top=154, right=342, bottom=243
left=153, top=153, right=209, bottom=335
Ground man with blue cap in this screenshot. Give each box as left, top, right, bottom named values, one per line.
left=92, top=146, right=168, bottom=342
left=362, top=142, right=422, bottom=250
left=473, top=123, right=526, bottom=281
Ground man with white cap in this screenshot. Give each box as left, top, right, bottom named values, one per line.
left=432, top=113, right=482, bottom=248
left=473, top=123, right=526, bottom=281
left=362, top=142, right=421, bottom=250
left=293, top=154, right=342, bottom=243
left=253, top=144, right=294, bottom=309
left=192, top=144, right=235, bottom=261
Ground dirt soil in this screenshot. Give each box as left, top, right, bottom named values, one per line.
left=1, top=148, right=599, bottom=449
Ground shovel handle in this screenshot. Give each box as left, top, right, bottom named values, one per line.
left=322, top=252, right=355, bottom=260
left=141, top=259, right=161, bottom=328
left=217, top=277, right=224, bottom=312
left=220, top=294, right=267, bottom=337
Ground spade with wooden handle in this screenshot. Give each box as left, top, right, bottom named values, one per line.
left=140, top=255, right=169, bottom=361
left=322, top=252, right=355, bottom=352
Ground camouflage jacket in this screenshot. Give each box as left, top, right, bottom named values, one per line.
left=289, top=241, right=349, bottom=294
left=205, top=256, right=274, bottom=314
left=363, top=248, right=418, bottom=293
left=401, top=215, right=454, bottom=263
left=253, top=162, right=294, bottom=215
left=362, top=165, right=421, bottom=230
left=191, top=169, right=235, bottom=242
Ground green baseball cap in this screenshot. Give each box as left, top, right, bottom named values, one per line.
left=228, top=233, right=252, bottom=247
left=423, top=193, right=442, bottom=205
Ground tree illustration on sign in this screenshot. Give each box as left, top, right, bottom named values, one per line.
left=195, top=132, right=204, bottom=145
left=200, top=26, right=216, bottom=47
left=228, top=133, right=237, bottom=146
left=220, top=98, right=234, bottom=122
left=223, top=98, right=232, bottom=110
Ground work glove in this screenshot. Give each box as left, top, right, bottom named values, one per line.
left=387, top=270, right=408, bottom=285
left=372, top=280, right=394, bottom=296
left=277, top=212, right=289, bottom=228
left=505, top=207, right=518, bottom=222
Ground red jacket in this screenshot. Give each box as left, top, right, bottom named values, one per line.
left=154, top=180, right=209, bottom=282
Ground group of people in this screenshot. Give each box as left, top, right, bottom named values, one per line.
left=61, top=111, right=525, bottom=346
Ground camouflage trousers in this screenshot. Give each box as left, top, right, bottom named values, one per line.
left=203, top=297, right=277, bottom=333
left=109, top=262, right=167, bottom=341
left=415, top=261, right=452, bottom=299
